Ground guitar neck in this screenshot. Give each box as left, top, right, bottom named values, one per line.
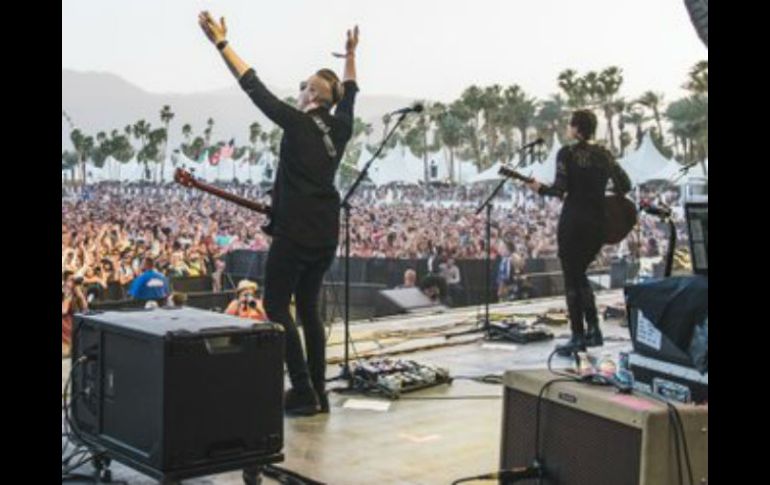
left=499, top=166, right=534, bottom=184
left=191, top=180, right=270, bottom=215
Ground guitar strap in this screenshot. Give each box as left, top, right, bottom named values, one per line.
left=310, top=115, right=338, bottom=159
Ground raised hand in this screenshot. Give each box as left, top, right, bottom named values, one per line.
left=198, top=11, right=228, bottom=45
left=333, top=25, right=359, bottom=58
left=346, top=25, right=359, bottom=54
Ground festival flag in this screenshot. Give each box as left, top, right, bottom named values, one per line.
left=220, top=139, right=236, bottom=160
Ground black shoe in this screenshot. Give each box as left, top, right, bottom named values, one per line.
left=284, top=387, right=320, bottom=417
left=585, top=326, right=604, bottom=347
left=317, top=391, right=330, bottom=414
left=556, top=336, right=587, bottom=357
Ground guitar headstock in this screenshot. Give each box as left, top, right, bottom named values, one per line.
left=498, top=164, right=533, bottom=183
left=174, top=168, right=196, bottom=187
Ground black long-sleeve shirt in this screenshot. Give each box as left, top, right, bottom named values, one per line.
left=239, top=69, right=358, bottom=248
left=538, top=141, right=631, bottom=205
left=537, top=141, right=632, bottom=254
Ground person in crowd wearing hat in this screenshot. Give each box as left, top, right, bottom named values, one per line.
left=225, top=280, right=267, bottom=321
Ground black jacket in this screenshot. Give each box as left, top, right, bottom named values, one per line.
left=239, top=69, right=359, bottom=248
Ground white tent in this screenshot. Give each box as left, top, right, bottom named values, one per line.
left=358, top=144, right=424, bottom=185
left=677, top=158, right=709, bottom=185
left=159, top=156, right=184, bottom=183
left=86, top=164, right=108, bottom=183
left=423, top=151, right=479, bottom=184
left=215, top=157, right=236, bottom=182
left=467, top=161, right=504, bottom=183
left=456, top=161, right=479, bottom=183
left=620, top=133, right=677, bottom=185
left=119, top=158, right=145, bottom=182
left=528, top=136, right=563, bottom=184
left=234, top=159, right=252, bottom=182
left=466, top=152, right=528, bottom=184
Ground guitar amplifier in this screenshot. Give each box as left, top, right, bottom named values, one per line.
left=70, top=307, right=285, bottom=481
left=500, top=370, right=708, bottom=485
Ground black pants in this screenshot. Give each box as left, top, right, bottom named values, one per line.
left=559, top=223, right=604, bottom=338
left=263, top=236, right=336, bottom=394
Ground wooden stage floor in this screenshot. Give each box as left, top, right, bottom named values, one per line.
left=62, top=290, right=632, bottom=484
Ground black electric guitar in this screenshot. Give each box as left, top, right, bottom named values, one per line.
left=174, top=168, right=274, bottom=235
left=498, top=165, right=637, bottom=244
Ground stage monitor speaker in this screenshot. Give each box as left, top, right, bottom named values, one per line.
left=70, top=307, right=285, bottom=481
left=500, top=370, right=707, bottom=485
left=378, top=287, right=445, bottom=314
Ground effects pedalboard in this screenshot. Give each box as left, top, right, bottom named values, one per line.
left=349, top=359, right=452, bottom=399
left=486, top=319, right=554, bottom=344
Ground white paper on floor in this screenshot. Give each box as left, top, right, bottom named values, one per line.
left=342, top=398, right=392, bottom=412
left=481, top=343, right=519, bottom=351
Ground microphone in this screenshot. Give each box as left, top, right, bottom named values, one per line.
left=520, top=138, right=545, bottom=151
left=388, top=103, right=424, bottom=116
left=639, top=199, right=672, bottom=218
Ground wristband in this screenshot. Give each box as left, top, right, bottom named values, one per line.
left=216, top=40, right=228, bottom=51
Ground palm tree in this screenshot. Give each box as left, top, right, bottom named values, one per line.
left=622, top=105, right=648, bottom=149
left=435, top=103, right=466, bottom=183
left=159, top=105, right=175, bottom=181
left=110, top=131, right=134, bottom=163
left=456, top=85, right=487, bottom=170
left=666, top=95, right=708, bottom=164
left=480, top=86, right=504, bottom=168
left=91, top=131, right=111, bottom=168
left=132, top=120, right=151, bottom=179
left=204, top=118, right=214, bottom=148
left=596, top=67, right=624, bottom=153
left=684, top=60, right=708, bottom=96
left=535, top=94, right=568, bottom=146
left=557, top=69, right=588, bottom=108
left=400, top=100, right=438, bottom=183
left=339, top=117, right=373, bottom=187
left=248, top=122, right=262, bottom=164
left=637, top=91, right=665, bottom=144
left=62, top=150, right=79, bottom=182
left=70, top=129, right=94, bottom=189
left=502, top=85, right=538, bottom=164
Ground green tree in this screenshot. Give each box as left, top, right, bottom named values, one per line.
left=684, top=60, right=708, bottom=95
left=557, top=69, right=589, bottom=108
left=665, top=95, right=707, bottom=164
left=338, top=117, right=372, bottom=187
left=434, top=102, right=468, bottom=182
left=595, top=67, right=624, bottom=154
left=535, top=94, right=568, bottom=146
left=70, top=129, right=94, bottom=188
left=159, top=105, right=175, bottom=181
left=637, top=91, right=665, bottom=145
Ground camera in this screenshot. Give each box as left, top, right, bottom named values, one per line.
left=73, top=276, right=84, bottom=285
left=241, top=295, right=258, bottom=309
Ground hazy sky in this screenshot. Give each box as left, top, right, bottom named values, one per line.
left=62, top=0, right=706, bottom=102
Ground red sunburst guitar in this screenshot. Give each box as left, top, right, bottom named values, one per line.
left=174, top=168, right=274, bottom=235
left=498, top=164, right=637, bottom=244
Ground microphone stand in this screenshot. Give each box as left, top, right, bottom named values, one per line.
left=327, top=110, right=410, bottom=386
left=445, top=146, right=534, bottom=340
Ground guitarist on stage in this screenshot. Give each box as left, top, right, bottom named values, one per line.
left=525, top=111, right=632, bottom=356
left=198, top=12, right=360, bottom=415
